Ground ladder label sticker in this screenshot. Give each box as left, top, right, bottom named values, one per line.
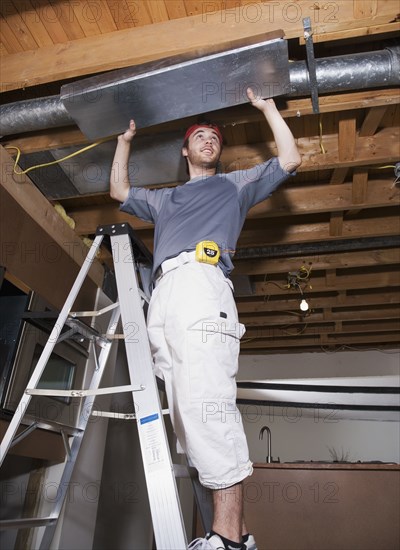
left=140, top=413, right=159, bottom=425
left=140, top=413, right=166, bottom=470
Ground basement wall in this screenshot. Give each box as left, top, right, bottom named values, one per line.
left=238, top=350, right=400, bottom=464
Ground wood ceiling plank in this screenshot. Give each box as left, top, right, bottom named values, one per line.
left=1, top=1, right=39, bottom=51
left=1, top=0, right=398, bottom=90
left=69, top=0, right=101, bottom=37
left=0, top=11, right=29, bottom=53
left=52, top=1, right=85, bottom=41
left=132, top=1, right=153, bottom=26
left=104, top=0, right=135, bottom=30
left=184, top=0, right=212, bottom=17
left=92, top=0, right=118, bottom=33
left=145, top=0, right=169, bottom=23
left=164, top=0, right=188, bottom=20
left=31, top=0, right=69, bottom=44
left=13, top=0, right=53, bottom=48
left=0, top=40, right=8, bottom=56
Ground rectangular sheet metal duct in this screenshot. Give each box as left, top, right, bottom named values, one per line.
left=60, top=36, right=290, bottom=141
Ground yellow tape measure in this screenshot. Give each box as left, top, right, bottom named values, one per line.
left=195, top=241, right=220, bottom=265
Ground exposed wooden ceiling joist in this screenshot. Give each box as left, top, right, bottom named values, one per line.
left=1, top=0, right=399, bottom=353
left=1, top=0, right=398, bottom=91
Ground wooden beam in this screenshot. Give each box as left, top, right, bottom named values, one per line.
left=329, top=212, right=344, bottom=237
left=352, top=168, right=369, bottom=205
left=330, top=167, right=348, bottom=185
left=238, top=214, right=400, bottom=247
left=1, top=0, right=398, bottom=91
left=298, top=21, right=400, bottom=44
left=240, top=332, right=400, bottom=350
left=0, top=146, right=103, bottom=310
left=67, top=178, right=399, bottom=235
left=222, top=126, right=400, bottom=173
left=338, top=116, right=356, bottom=162
left=330, top=112, right=357, bottom=235
left=234, top=248, right=400, bottom=276
left=247, top=270, right=400, bottom=295
left=359, top=105, right=388, bottom=137
left=237, top=290, right=400, bottom=314
left=240, top=306, right=400, bottom=326
left=244, top=320, right=400, bottom=340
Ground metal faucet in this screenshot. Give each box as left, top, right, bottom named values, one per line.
left=259, top=425, right=277, bottom=463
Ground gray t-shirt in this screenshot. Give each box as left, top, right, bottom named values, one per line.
left=120, top=156, right=292, bottom=277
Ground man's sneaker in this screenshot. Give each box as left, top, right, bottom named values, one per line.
left=188, top=534, right=225, bottom=549
left=243, top=534, right=258, bottom=550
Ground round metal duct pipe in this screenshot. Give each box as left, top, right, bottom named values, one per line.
left=1, top=46, right=399, bottom=137
left=289, top=45, right=400, bottom=96
left=0, top=96, right=74, bottom=137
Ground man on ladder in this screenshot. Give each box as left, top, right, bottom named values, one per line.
left=110, top=88, right=301, bottom=549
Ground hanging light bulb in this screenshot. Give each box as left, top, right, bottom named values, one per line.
left=300, top=298, right=309, bottom=312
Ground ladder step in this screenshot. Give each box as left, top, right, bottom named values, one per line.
left=0, top=517, right=57, bottom=530
left=91, top=408, right=170, bottom=420
left=26, top=384, right=145, bottom=398
left=0, top=225, right=188, bottom=549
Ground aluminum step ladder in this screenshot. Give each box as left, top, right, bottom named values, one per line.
left=0, top=223, right=188, bottom=549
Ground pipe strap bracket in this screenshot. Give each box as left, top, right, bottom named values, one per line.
left=303, top=17, right=320, bottom=114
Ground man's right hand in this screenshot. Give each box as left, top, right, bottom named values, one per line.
left=118, top=119, right=136, bottom=143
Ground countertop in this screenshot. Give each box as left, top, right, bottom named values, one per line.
left=253, top=461, right=400, bottom=470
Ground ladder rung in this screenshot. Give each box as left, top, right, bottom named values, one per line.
left=69, top=302, right=119, bottom=318
left=26, top=384, right=145, bottom=398
left=0, top=517, right=57, bottom=530
left=91, top=408, right=170, bottom=420
left=20, top=416, right=84, bottom=436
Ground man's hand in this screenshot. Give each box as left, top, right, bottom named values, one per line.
left=246, top=87, right=301, bottom=173
left=246, top=87, right=275, bottom=112
left=110, top=119, right=136, bottom=203
left=118, top=119, right=136, bottom=143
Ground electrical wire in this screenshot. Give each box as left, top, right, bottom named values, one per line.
left=4, top=137, right=112, bottom=176
left=319, top=114, right=325, bottom=155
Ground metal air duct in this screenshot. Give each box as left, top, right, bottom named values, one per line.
left=1, top=44, right=399, bottom=138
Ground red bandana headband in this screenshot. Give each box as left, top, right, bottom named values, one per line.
left=184, top=123, right=223, bottom=146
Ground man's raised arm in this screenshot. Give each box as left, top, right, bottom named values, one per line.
left=110, top=119, right=136, bottom=203
left=247, top=88, right=301, bottom=173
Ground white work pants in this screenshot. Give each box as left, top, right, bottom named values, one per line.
left=147, top=258, right=253, bottom=489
